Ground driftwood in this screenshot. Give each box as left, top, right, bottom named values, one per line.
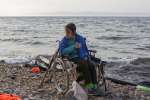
left=106, top=77, right=136, bottom=86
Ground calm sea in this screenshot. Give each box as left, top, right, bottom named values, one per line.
left=0, top=16, right=150, bottom=63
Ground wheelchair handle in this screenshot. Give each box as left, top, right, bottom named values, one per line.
left=88, top=49, right=97, bottom=53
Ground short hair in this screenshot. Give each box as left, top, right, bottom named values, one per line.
left=65, top=23, right=76, bottom=33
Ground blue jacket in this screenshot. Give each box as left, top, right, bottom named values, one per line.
left=59, top=33, right=89, bottom=60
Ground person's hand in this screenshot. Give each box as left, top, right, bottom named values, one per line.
left=75, top=42, right=81, bottom=49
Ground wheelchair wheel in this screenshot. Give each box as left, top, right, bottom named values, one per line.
left=97, top=64, right=107, bottom=91
left=52, top=58, right=70, bottom=95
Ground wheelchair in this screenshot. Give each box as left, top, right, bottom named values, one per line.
left=37, top=48, right=107, bottom=95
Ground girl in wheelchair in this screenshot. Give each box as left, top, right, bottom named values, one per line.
left=59, top=23, right=98, bottom=95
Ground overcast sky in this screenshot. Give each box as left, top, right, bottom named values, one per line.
left=0, top=0, right=150, bottom=16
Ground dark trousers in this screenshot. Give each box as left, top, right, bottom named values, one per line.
left=71, top=59, right=97, bottom=84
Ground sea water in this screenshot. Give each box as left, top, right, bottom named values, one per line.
left=0, top=16, right=150, bottom=63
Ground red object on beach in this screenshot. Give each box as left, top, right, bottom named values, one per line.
left=0, top=93, right=22, bottom=100
left=31, top=67, right=41, bottom=74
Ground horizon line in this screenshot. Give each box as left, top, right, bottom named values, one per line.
left=0, top=15, right=150, bottom=17
left=0, top=12, right=150, bottom=17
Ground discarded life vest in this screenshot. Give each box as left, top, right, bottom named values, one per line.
left=0, top=93, right=21, bottom=100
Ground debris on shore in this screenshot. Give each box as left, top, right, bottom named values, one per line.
left=0, top=63, right=149, bottom=100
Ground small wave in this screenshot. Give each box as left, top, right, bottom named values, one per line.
left=105, top=28, right=129, bottom=33
left=12, top=29, right=37, bottom=33
left=134, top=46, right=150, bottom=50
left=134, top=47, right=149, bottom=51
left=89, top=45, right=99, bottom=48
left=107, top=57, right=122, bottom=60
left=137, top=24, right=145, bottom=28
left=0, top=38, right=25, bottom=42
left=145, top=46, right=150, bottom=49
left=119, top=51, right=133, bottom=54
left=13, top=29, right=26, bottom=32
left=32, top=41, right=45, bottom=45
left=32, top=36, right=51, bottom=39
left=131, top=57, right=150, bottom=65
left=0, top=38, right=49, bottom=45
left=96, top=36, right=134, bottom=40
left=105, top=29, right=114, bottom=32
left=78, top=24, right=86, bottom=28
left=116, top=30, right=128, bottom=33
left=0, top=56, right=33, bottom=64
left=23, top=41, right=48, bottom=45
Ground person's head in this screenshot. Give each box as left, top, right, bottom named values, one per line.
left=65, top=23, right=76, bottom=39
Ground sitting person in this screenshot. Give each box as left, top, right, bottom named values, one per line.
left=59, top=23, right=98, bottom=95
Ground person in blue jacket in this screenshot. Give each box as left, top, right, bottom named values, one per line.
left=59, top=23, right=97, bottom=95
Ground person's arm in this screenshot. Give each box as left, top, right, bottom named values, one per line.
left=59, top=37, right=76, bottom=56
left=62, top=44, right=76, bottom=55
